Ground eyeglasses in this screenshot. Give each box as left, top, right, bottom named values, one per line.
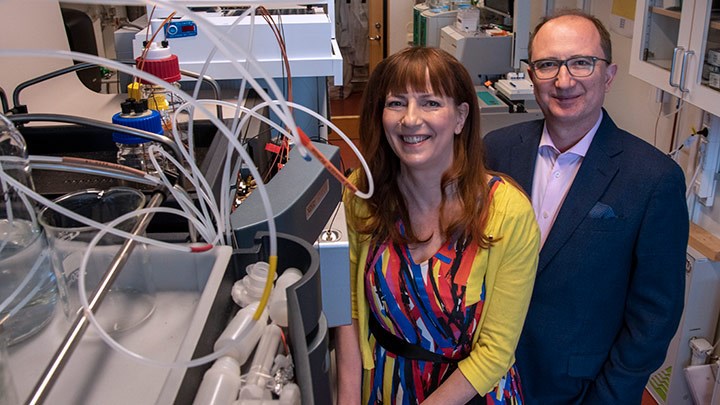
left=529, top=56, right=610, bottom=80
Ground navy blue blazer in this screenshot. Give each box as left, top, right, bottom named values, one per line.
left=484, top=112, right=688, bottom=404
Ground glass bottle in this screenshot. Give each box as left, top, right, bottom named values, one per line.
left=111, top=99, right=166, bottom=174
left=0, top=113, right=58, bottom=346
left=129, top=41, right=186, bottom=142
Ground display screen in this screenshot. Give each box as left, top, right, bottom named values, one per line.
left=483, top=0, right=513, bottom=17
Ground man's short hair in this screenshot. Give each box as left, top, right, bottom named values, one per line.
left=527, top=9, right=612, bottom=64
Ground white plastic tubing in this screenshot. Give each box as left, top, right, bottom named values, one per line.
left=0, top=48, right=274, bottom=368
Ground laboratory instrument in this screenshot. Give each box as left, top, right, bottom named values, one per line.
left=0, top=1, right=358, bottom=403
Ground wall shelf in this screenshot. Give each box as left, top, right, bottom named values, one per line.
left=689, top=223, right=720, bottom=261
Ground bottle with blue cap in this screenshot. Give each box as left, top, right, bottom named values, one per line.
left=111, top=99, right=166, bottom=174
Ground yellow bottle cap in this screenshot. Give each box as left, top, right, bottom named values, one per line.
left=147, top=94, right=170, bottom=111
left=127, top=82, right=142, bottom=101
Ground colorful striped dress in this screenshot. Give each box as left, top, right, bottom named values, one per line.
left=361, top=178, right=524, bottom=405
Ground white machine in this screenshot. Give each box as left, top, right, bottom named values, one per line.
left=440, top=25, right=513, bottom=84
left=439, top=0, right=530, bottom=81
left=133, top=3, right=342, bottom=84
left=436, top=0, right=542, bottom=134
left=412, top=3, right=457, bottom=48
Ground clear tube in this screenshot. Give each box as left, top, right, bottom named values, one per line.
left=170, top=99, right=287, bottom=239
left=187, top=6, right=257, bottom=152
left=160, top=146, right=217, bottom=239
left=145, top=146, right=216, bottom=242
left=174, top=99, right=300, bottom=238
left=147, top=128, right=219, bottom=239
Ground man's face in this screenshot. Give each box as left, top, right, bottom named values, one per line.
left=528, top=16, right=617, bottom=132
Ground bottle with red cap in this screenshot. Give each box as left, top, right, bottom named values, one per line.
left=130, top=41, right=186, bottom=142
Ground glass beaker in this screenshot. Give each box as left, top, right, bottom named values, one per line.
left=0, top=114, right=58, bottom=346
left=38, top=187, right=155, bottom=333
left=0, top=328, right=18, bottom=405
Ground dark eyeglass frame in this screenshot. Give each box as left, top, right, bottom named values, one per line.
left=529, top=56, right=611, bottom=80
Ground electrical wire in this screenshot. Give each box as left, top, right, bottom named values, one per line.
left=135, top=11, right=176, bottom=85
left=0, top=86, right=8, bottom=113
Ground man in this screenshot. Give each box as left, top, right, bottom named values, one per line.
left=484, top=9, right=689, bottom=404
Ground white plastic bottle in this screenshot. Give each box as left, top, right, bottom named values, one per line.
left=214, top=301, right=268, bottom=366
left=268, top=268, right=303, bottom=327
left=232, top=261, right=277, bottom=308
left=192, top=356, right=242, bottom=405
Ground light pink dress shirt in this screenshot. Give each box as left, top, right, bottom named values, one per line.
left=532, top=113, right=603, bottom=247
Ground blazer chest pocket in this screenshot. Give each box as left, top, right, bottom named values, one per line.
left=567, top=353, right=606, bottom=379
left=581, top=202, right=624, bottom=232
left=580, top=217, right=625, bottom=232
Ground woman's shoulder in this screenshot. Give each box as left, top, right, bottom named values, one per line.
left=488, top=174, right=534, bottom=216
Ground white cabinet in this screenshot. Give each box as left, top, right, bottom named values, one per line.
left=629, top=0, right=720, bottom=117
left=646, top=246, right=720, bottom=405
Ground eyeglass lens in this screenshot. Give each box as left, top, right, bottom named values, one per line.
left=533, top=57, right=596, bottom=79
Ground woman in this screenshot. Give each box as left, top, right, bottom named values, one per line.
left=336, top=47, right=540, bottom=405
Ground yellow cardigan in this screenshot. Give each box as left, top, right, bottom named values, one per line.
left=344, top=177, right=539, bottom=395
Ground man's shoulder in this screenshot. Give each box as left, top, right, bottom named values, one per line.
left=600, top=124, right=685, bottom=182
left=484, top=119, right=543, bottom=147
left=608, top=126, right=677, bottom=166
left=486, top=119, right=543, bottom=138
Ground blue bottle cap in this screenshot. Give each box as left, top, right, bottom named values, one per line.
left=111, top=109, right=163, bottom=145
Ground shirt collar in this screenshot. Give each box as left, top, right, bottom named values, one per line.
left=539, top=111, right=604, bottom=157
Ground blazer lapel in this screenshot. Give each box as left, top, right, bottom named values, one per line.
left=538, top=113, right=622, bottom=272
left=509, top=120, right=543, bottom=193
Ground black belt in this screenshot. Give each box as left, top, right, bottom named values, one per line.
left=368, top=315, right=458, bottom=364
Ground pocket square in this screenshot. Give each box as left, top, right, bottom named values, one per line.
left=587, top=202, right=617, bottom=219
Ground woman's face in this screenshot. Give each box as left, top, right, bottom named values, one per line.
left=382, top=82, right=469, bottom=174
